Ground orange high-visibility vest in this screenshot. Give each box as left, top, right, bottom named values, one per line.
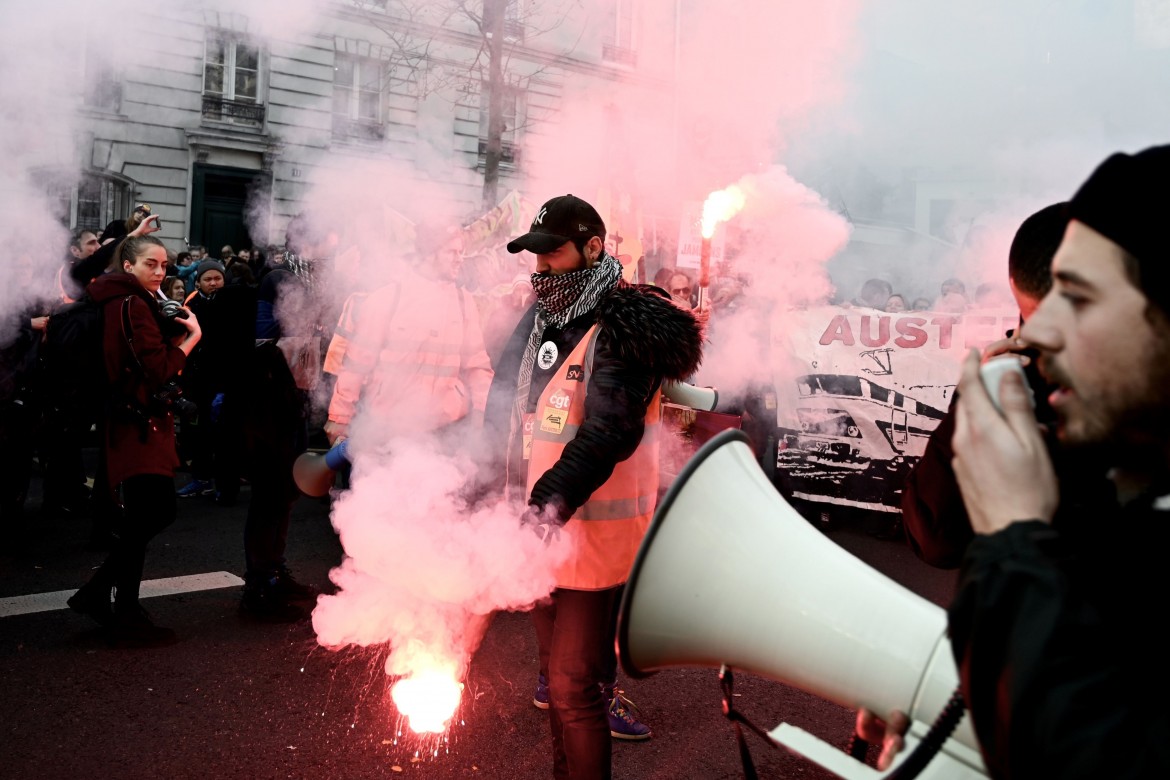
left=525, top=323, right=661, bottom=590
left=328, top=277, right=493, bottom=435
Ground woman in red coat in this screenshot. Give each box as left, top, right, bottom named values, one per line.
left=67, top=235, right=202, bottom=648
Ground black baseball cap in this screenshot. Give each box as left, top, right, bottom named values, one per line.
left=507, top=194, right=606, bottom=254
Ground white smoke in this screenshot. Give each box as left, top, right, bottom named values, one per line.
left=312, top=435, right=574, bottom=680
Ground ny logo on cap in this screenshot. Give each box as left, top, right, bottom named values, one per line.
left=534, top=207, right=547, bottom=226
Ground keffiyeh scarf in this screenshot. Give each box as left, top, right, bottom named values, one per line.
left=507, top=252, right=623, bottom=488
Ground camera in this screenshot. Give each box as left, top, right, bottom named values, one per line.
left=158, top=298, right=189, bottom=340
left=151, top=381, right=198, bottom=419
left=135, top=204, right=161, bottom=229
left=159, top=299, right=189, bottom=320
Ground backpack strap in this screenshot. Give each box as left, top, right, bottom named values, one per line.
left=120, top=295, right=146, bottom=374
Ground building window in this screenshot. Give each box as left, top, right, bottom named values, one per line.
left=333, top=54, right=385, bottom=141
left=504, top=0, right=526, bottom=41
left=43, top=170, right=132, bottom=232
left=478, top=83, right=522, bottom=169
left=202, top=33, right=264, bottom=127
left=484, top=0, right=526, bottom=41
left=602, top=0, right=636, bottom=67
left=81, top=39, right=121, bottom=112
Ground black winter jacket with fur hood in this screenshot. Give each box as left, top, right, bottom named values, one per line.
left=481, top=281, right=703, bottom=523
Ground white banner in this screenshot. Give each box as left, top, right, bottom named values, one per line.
left=767, top=303, right=1019, bottom=513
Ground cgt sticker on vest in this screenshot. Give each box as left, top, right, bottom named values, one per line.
left=540, top=389, right=573, bottom=434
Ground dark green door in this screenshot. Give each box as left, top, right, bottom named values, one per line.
left=190, top=164, right=255, bottom=254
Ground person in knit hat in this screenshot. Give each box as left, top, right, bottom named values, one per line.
left=194, top=260, right=223, bottom=288
left=175, top=256, right=254, bottom=505
left=868, top=145, right=1170, bottom=778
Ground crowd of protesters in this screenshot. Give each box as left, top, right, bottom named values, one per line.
left=0, top=207, right=347, bottom=644
left=2, top=199, right=1016, bottom=653
left=10, top=172, right=1149, bottom=780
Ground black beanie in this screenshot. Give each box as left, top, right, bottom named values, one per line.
left=1068, top=144, right=1170, bottom=311
left=196, top=259, right=226, bottom=282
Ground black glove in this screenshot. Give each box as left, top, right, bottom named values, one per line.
left=521, top=504, right=562, bottom=543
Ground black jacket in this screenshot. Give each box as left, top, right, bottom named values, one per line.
left=65, top=240, right=119, bottom=301
left=183, top=285, right=257, bottom=395
left=0, top=305, right=46, bottom=403
left=482, top=282, right=703, bottom=522
left=949, top=491, right=1170, bottom=779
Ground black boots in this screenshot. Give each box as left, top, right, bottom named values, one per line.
left=67, top=582, right=114, bottom=627
left=240, top=569, right=317, bottom=623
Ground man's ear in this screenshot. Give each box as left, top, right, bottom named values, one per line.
left=587, top=236, right=604, bottom=264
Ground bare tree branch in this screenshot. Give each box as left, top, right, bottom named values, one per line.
left=348, top=0, right=585, bottom=208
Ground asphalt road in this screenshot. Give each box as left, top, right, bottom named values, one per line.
left=0, top=465, right=956, bottom=780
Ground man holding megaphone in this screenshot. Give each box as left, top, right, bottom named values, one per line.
left=874, top=147, right=1170, bottom=778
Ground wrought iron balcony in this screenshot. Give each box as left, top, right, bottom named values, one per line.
left=202, top=95, right=265, bottom=126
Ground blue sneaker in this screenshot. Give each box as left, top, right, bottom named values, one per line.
left=176, top=479, right=214, bottom=498
left=533, top=673, right=549, bottom=710
left=605, top=686, right=651, bottom=740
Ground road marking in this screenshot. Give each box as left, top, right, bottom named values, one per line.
left=0, top=571, right=246, bottom=618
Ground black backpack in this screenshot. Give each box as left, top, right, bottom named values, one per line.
left=40, top=294, right=129, bottom=418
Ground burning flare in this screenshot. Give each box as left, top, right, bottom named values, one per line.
left=700, top=184, right=746, bottom=238
left=391, top=669, right=464, bottom=734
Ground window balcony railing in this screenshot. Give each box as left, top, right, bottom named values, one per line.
left=202, top=95, right=265, bottom=126
left=503, top=19, right=525, bottom=41
left=602, top=43, right=637, bottom=68
left=478, top=139, right=520, bottom=169
left=332, top=115, right=386, bottom=142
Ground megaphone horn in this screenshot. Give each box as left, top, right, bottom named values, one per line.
left=661, top=379, right=719, bottom=412
left=292, top=439, right=351, bottom=498
left=617, top=429, right=985, bottom=779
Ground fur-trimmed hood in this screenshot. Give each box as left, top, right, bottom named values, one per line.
left=594, top=283, right=703, bottom=381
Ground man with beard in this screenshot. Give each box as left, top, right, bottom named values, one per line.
left=482, top=195, right=703, bottom=779
left=867, top=146, right=1170, bottom=778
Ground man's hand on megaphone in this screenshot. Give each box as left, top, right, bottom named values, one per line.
left=324, top=419, right=348, bottom=446
left=856, top=707, right=909, bottom=771
left=952, top=349, right=1057, bottom=535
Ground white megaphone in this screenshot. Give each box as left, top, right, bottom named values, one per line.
left=292, top=439, right=351, bottom=498
left=661, top=379, right=719, bottom=412
left=617, top=429, right=986, bottom=780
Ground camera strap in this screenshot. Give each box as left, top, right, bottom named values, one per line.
left=112, top=295, right=157, bottom=443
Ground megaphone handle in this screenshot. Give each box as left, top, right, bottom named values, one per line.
left=324, top=439, right=351, bottom=470
left=719, top=665, right=778, bottom=780
left=884, top=687, right=966, bottom=780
